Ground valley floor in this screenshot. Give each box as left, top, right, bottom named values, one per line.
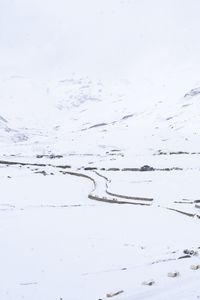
left=0, top=160, right=200, bottom=300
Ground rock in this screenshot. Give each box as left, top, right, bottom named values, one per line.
left=107, top=168, right=120, bottom=171
left=57, top=165, right=71, bottom=169
left=106, top=290, right=124, bottom=298
left=183, top=249, right=198, bottom=256
left=34, top=170, right=47, bottom=176
left=121, top=168, right=138, bottom=171
left=140, top=165, right=155, bottom=172
left=178, top=255, right=191, bottom=259
left=167, top=271, right=180, bottom=278
left=142, top=280, right=155, bottom=286
left=184, top=87, right=200, bottom=98
left=190, top=264, right=200, bottom=270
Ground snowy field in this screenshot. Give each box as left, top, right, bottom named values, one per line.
left=0, top=163, right=200, bottom=300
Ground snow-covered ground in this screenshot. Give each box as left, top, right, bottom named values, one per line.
left=0, top=165, right=200, bottom=300
left=1, top=0, right=200, bottom=299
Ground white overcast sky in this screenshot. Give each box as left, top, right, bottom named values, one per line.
left=1, top=0, right=200, bottom=103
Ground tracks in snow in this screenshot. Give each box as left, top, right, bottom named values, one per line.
left=62, top=170, right=153, bottom=206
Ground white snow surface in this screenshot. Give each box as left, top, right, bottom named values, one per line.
left=1, top=0, right=200, bottom=299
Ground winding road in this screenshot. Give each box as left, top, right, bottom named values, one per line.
left=1, top=158, right=200, bottom=218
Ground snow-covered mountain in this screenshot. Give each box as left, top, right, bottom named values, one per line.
left=2, top=77, right=200, bottom=164
left=1, top=0, right=200, bottom=159
left=0, top=112, right=28, bottom=144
